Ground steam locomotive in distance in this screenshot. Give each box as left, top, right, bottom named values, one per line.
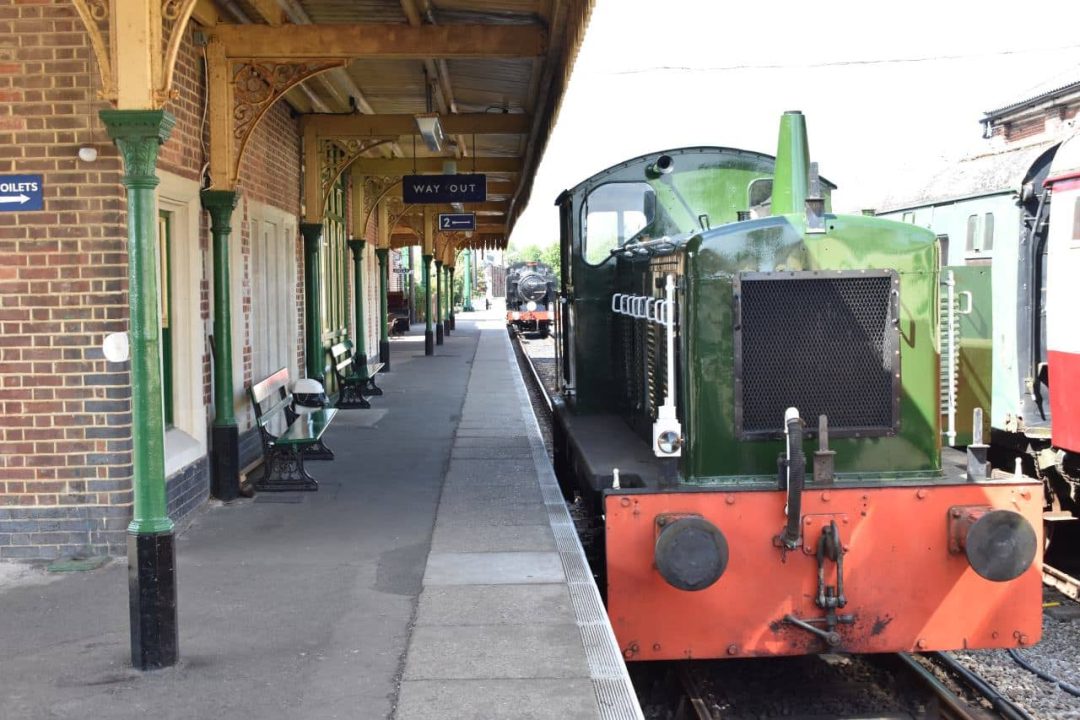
left=550, top=111, right=1042, bottom=661
left=505, top=261, right=557, bottom=337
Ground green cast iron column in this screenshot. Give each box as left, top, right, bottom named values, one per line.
left=201, top=190, right=241, bottom=502
left=422, top=253, right=434, bottom=355
left=300, top=223, right=324, bottom=383
left=448, top=267, right=456, bottom=331
left=100, top=108, right=179, bottom=671
left=375, top=247, right=390, bottom=369
left=347, top=238, right=368, bottom=378
left=442, top=265, right=451, bottom=336
left=462, top=248, right=474, bottom=311
left=435, top=259, right=444, bottom=346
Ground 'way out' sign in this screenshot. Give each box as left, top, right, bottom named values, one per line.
left=0, top=175, right=43, bottom=211
left=403, top=174, right=486, bottom=204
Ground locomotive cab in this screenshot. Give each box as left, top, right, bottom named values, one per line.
left=551, top=112, right=1043, bottom=661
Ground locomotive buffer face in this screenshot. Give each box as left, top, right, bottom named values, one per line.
left=506, top=263, right=555, bottom=336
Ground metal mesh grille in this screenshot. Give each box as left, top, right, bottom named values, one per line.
left=735, top=271, right=899, bottom=438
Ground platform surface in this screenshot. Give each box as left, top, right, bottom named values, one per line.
left=0, top=313, right=641, bottom=720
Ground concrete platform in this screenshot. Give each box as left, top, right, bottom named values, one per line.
left=0, top=313, right=641, bottom=720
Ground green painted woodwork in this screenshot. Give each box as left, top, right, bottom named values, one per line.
left=435, top=260, right=443, bottom=325
left=100, top=108, right=176, bottom=536
left=422, top=254, right=433, bottom=332
left=950, top=264, right=993, bottom=445
left=348, top=239, right=367, bottom=378
left=157, top=211, right=173, bottom=428
left=274, top=408, right=339, bottom=444
left=462, top=249, right=474, bottom=311
left=448, top=268, right=455, bottom=315
left=201, top=189, right=239, bottom=427
left=771, top=110, right=810, bottom=215
left=300, top=222, right=324, bottom=382
left=376, top=248, right=390, bottom=343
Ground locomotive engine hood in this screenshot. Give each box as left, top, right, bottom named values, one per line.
left=516, top=271, right=549, bottom=302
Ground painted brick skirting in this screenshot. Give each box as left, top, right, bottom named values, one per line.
left=0, top=454, right=209, bottom=561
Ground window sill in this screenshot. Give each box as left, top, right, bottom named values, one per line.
left=165, top=427, right=204, bottom=478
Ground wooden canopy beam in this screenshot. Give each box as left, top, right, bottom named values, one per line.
left=351, top=157, right=522, bottom=174
left=208, top=24, right=546, bottom=60
left=302, top=113, right=531, bottom=137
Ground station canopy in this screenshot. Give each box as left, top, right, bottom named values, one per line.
left=195, top=0, right=594, bottom=249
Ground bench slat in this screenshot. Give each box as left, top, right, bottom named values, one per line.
left=251, top=367, right=290, bottom=404
left=256, top=395, right=292, bottom=427
left=275, top=408, right=339, bottom=445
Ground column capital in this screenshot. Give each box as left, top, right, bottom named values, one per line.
left=99, top=109, right=176, bottom=187
left=434, top=259, right=443, bottom=269
left=300, top=222, right=323, bottom=254
left=348, top=238, right=366, bottom=256
left=375, top=247, right=389, bottom=260
left=200, top=189, right=240, bottom=234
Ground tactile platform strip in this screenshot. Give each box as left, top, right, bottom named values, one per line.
left=506, top=331, right=644, bottom=720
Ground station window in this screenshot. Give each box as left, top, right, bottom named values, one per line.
left=902, top=212, right=915, bottom=224
left=938, top=234, right=950, bottom=266
left=983, top=212, right=994, bottom=251
left=157, top=211, right=174, bottom=427
left=322, top=167, right=347, bottom=345
left=582, top=182, right=654, bottom=265
left=965, top=214, right=978, bottom=252
left=1073, top=197, right=1080, bottom=243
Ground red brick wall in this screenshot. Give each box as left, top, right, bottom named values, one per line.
left=0, top=2, right=305, bottom=558
left=0, top=0, right=132, bottom=553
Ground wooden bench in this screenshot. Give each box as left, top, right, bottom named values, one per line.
left=388, top=313, right=410, bottom=337
left=328, top=340, right=384, bottom=409
left=249, top=368, right=338, bottom=492
left=387, top=291, right=410, bottom=336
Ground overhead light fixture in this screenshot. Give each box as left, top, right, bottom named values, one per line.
left=415, top=113, right=446, bottom=153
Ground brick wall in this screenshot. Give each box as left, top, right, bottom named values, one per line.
left=0, top=2, right=307, bottom=560
left=0, top=0, right=132, bottom=559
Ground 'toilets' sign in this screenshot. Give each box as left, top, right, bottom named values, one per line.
left=0, top=175, right=44, bottom=211
left=402, top=174, right=486, bottom=204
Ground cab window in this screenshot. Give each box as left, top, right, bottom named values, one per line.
left=582, top=183, right=654, bottom=265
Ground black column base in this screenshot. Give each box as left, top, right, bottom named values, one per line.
left=443, top=319, right=451, bottom=337
left=129, top=531, right=179, bottom=670
left=379, top=340, right=390, bottom=371
left=211, top=424, right=239, bottom=501
left=425, top=330, right=434, bottom=355
left=449, top=313, right=455, bottom=331
left=436, top=323, right=444, bottom=345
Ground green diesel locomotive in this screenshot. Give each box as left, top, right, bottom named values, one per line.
left=551, top=112, right=1042, bottom=660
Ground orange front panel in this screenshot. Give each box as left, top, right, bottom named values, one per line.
left=605, top=483, right=1043, bottom=660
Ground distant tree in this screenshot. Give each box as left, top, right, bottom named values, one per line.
left=505, top=241, right=560, bottom=282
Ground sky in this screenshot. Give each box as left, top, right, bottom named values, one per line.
left=508, top=0, right=1080, bottom=248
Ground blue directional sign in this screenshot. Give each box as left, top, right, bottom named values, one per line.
left=0, top=175, right=43, bottom=211
left=403, top=174, right=486, bottom=204
left=438, top=213, right=476, bottom=231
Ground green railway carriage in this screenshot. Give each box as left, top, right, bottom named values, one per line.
left=549, top=111, right=1042, bottom=661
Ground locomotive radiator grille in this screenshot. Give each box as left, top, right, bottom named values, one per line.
left=733, top=270, right=900, bottom=439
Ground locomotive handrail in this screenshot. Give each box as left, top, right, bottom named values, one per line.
left=611, top=293, right=624, bottom=312
left=633, top=296, right=648, bottom=318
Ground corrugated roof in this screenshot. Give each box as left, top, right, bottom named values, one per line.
left=983, top=70, right=1080, bottom=121
left=877, top=140, right=1059, bottom=212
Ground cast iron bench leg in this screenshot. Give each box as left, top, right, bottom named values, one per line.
left=303, top=438, right=334, bottom=461
left=256, top=446, right=318, bottom=492
left=362, top=375, right=382, bottom=396
left=335, top=380, right=371, bottom=409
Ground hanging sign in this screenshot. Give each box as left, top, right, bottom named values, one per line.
left=438, top=213, right=476, bottom=231
left=403, top=174, right=486, bottom=204
left=0, top=175, right=43, bottom=211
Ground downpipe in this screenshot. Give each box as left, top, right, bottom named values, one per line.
left=780, top=407, right=805, bottom=550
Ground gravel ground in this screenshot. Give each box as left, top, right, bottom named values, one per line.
left=952, top=590, right=1080, bottom=719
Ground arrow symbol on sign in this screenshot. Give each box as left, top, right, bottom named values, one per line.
left=0, top=194, right=31, bottom=205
